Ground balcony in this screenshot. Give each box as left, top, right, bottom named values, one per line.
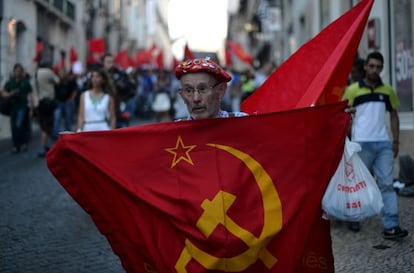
left=37, top=0, right=76, bottom=22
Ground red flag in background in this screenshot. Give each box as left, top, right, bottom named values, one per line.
left=227, top=39, right=254, bottom=65
left=87, top=38, right=106, bottom=64
left=33, top=39, right=43, bottom=63
left=114, top=49, right=131, bottom=69
left=241, top=0, right=374, bottom=114
left=47, top=102, right=349, bottom=273
left=184, top=42, right=195, bottom=60
left=172, top=57, right=180, bottom=69
left=52, top=64, right=60, bottom=75
left=69, top=47, right=78, bottom=65
left=134, top=44, right=158, bottom=68
left=225, top=47, right=233, bottom=67
left=156, top=50, right=164, bottom=70
left=134, top=49, right=152, bottom=67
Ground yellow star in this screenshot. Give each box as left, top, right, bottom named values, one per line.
left=165, top=136, right=197, bottom=168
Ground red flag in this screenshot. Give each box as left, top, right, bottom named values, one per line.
left=69, top=47, right=78, bottom=65
left=156, top=50, right=164, bottom=70
left=33, top=39, right=43, bottom=63
left=173, top=57, right=181, bottom=69
left=134, top=45, right=158, bottom=67
left=184, top=42, right=195, bottom=60
left=52, top=64, right=60, bottom=75
left=227, top=40, right=254, bottom=65
left=47, top=102, right=349, bottom=273
left=241, top=0, right=374, bottom=114
left=134, top=49, right=151, bottom=67
left=114, top=49, right=131, bottom=69
left=225, top=47, right=233, bottom=67
left=88, top=38, right=106, bottom=64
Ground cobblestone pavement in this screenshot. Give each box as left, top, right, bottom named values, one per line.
left=0, top=121, right=413, bottom=273
left=331, top=196, right=413, bottom=273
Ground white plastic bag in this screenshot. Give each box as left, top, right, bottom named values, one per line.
left=322, top=138, right=384, bottom=221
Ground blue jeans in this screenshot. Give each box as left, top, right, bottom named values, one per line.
left=53, top=100, right=74, bottom=138
left=10, top=107, right=30, bottom=148
left=357, top=141, right=400, bottom=229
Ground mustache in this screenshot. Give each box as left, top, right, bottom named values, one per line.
left=191, top=105, right=206, bottom=111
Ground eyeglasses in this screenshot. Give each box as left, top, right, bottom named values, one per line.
left=179, top=82, right=220, bottom=96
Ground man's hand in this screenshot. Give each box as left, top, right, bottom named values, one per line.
left=344, top=106, right=356, bottom=114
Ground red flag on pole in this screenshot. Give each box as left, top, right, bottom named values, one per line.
left=134, top=49, right=151, bottom=67
left=172, top=57, right=181, bottom=69
left=69, top=47, right=78, bottom=65
left=184, top=42, right=195, bottom=60
left=227, top=39, right=254, bottom=65
left=241, top=0, right=374, bottom=114
left=225, top=47, right=233, bottom=67
left=114, top=49, right=131, bottom=69
left=156, top=50, right=164, bottom=70
left=134, top=44, right=158, bottom=68
left=47, top=102, right=349, bottom=273
left=87, top=38, right=106, bottom=64
left=33, top=39, right=43, bottom=63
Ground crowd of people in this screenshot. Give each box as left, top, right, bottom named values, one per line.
left=0, top=55, right=276, bottom=157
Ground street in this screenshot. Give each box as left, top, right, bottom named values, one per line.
left=0, top=125, right=413, bottom=273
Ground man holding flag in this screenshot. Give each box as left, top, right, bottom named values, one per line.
left=46, top=1, right=375, bottom=272
left=47, top=59, right=350, bottom=272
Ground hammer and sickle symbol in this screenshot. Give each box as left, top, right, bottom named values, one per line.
left=175, top=144, right=283, bottom=272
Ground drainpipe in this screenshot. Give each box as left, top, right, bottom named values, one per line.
left=0, top=0, right=3, bottom=83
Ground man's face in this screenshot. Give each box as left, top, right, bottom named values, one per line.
left=103, top=56, right=114, bottom=71
left=364, top=58, right=383, bottom=82
left=178, top=73, right=225, bottom=120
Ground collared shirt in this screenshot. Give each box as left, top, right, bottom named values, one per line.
left=343, top=78, right=400, bottom=142
left=184, top=110, right=248, bottom=120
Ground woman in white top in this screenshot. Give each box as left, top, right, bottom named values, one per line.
left=77, top=69, right=116, bottom=132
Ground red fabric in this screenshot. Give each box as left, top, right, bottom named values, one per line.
left=33, top=40, right=43, bottom=63
left=88, top=38, right=106, bottom=64
left=173, top=57, right=181, bottom=70
left=114, top=49, right=131, bottom=69
left=47, top=102, right=349, bottom=273
left=226, top=40, right=254, bottom=65
left=156, top=50, right=164, bottom=70
left=60, top=54, right=66, bottom=70
left=135, top=45, right=158, bottom=67
left=225, top=47, right=233, bottom=67
left=184, top=43, right=195, bottom=60
left=241, top=0, right=374, bottom=114
left=134, top=50, right=152, bottom=67
left=52, top=64, right=60, bottom=75
left=70, top=47, right=78, bottom=65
